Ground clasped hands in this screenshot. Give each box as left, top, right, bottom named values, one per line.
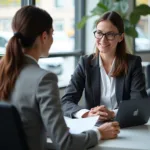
left=82, top=105, right=120, bottom=140
left=83, top=105, right=115, bottom=121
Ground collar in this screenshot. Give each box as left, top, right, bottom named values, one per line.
left=24, top=54, right=37, bottom=63
left=99, top=55, right=116, bottom=75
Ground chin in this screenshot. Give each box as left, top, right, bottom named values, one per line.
left=99, top=50, right=109, bottom=53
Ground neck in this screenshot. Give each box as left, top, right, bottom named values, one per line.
left=23, top=48, right=40, bottom=61
left=100, top=53, right=115, bottom=66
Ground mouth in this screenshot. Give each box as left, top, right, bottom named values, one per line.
left=99, top=44, right=109, bottom=48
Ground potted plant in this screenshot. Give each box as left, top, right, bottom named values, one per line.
left=77, top=0, right=150, bottom=52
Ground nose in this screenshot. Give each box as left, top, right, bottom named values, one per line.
left=100, top=34, right=108, bottom=43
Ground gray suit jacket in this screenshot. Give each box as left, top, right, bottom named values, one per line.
left=10, top=56, right=98, bottom=150
left=61, top=54, right=148, bottom=118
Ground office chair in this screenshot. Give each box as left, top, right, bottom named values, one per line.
left=145, top=64, right=150, bottom=97
left=0, top=102, right=29, bottom=150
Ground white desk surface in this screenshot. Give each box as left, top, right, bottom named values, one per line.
left=89, top=119, right=150, bottom=150
left=47, top=119, right=150, bottom=150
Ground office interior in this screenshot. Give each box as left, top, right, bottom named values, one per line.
left=0, top=0, right=150, bottom=100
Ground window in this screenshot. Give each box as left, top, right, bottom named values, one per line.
left=37, top=0, right=83, bottom=87
left=54, top=0, right=74, bottom=8
left=135, top=0, right=150, bottom=52
left=55, top=0, right=64, bottom=8
left=0, top=0, right=21, bottom=56
left=54, top=20, right=64, bottom=31
left=0, top=0, right=84, bottom=88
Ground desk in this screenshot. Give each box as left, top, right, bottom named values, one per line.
left=47, top=119, right=150, bottom=150
left=89, top=119, right=150, bottom=150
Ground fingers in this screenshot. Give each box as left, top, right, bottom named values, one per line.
left=111, top=121, right=119, bottom=127
left=95, top=105, right=106, bottom=111
left=91, top=105, right=106, bottom=113
left=110, top=122, right=120, bottom=136
left=95, top=111, right=108, bottom=121
left=90, top=106, right=116, bottom=121
left=99, top=116, right=107, bottom=121
left=96, top=111, right=108, bottom=116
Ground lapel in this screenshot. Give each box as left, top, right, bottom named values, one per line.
left=116, top=75, right=125, bottom=104
left=90, top=56, right=101, bottom=107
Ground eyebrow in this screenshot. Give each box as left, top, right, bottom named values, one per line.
left=96, top=30, right=116, bottom=33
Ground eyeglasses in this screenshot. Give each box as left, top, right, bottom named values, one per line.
left=93, top=31, right=122, bottom=40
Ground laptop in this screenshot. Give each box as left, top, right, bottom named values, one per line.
left=95, top=98, right=150, bottom=128
left=114, top=98, right=150, bottom=128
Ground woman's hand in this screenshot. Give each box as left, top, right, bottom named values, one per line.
left=98, top=121, right=120, bottom=140
left=82, top=105, right=115, bottom=121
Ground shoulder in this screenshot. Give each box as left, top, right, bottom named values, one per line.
left=22, top=64, right=58, bottom=83
left=127, top=53, right=141, bottom=61
left=80, top=54, right=94, bottom=61
left=127, top=54, right=142, bottom=66
left=126, top=54, right=142, bottom=73
left=78, top=53, right=95, bottom=66
left=36, top=67, right=58, bottom=83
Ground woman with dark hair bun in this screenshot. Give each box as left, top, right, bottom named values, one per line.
left=61, top=11, right=148, bottom=121
left=0, top=6, right=120, bottom=150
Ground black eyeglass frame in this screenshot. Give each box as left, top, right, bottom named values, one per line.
left=93, top=31, right=122, bottom=40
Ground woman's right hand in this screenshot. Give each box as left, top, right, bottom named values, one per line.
left=98, top=121, right=120, bottom=140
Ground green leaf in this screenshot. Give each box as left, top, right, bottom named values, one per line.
left=133, top=4, right=150, bottom=16
left=91, top=6, right=107, bottom=16
left=98, top=0, right=113, bottom=9
left=125, top=26, right=138, bottom=38
left=77, top=16, right=90, bottom=29
left=97, top=2, right=108, bottom=11
left=130, top=13, right=140, bottom=25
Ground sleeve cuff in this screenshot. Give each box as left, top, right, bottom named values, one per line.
left=92, top=127, right=101, bottom=141
left=113, top=109, right=118, bottom=116
left=73, top=109, right=89, bottom=118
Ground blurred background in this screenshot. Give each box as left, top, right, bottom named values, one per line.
left=0, top=0, right=150, bottom=96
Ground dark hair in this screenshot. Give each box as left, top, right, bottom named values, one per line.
left=94, top=11, right=128, bottom=77
left=0, top=6, right=53, bottom=100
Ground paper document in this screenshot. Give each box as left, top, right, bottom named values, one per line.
left=64, top=116, right=99, bottom=134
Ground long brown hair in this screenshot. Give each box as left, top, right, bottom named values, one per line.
left=94, top=11, right=129, bottom=77
left=0, top=6, right=53, bottom=100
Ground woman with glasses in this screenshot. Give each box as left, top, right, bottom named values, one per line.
left=61, top=11, right=148, bottom=121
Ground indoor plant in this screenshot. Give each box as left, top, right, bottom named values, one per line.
left=77, top=0, right=150, bottom=52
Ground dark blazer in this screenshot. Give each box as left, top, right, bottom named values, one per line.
left=10, top=56, right=98, bottom=150
left=61, top=54, right=148, bottom=118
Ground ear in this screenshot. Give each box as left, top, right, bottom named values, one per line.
left=40, top=31, right=47, bottom=44
left=118, top=33, right=124, bottom=42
